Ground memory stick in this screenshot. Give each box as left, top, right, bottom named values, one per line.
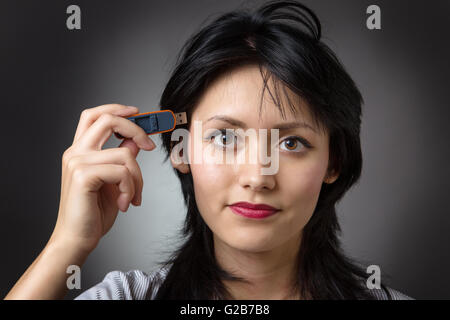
left=114, top=110, right=188, bottom=139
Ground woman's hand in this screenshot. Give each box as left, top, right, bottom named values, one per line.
left=5, top=103, right=156, bottom=300
left=50, top=103, right=156, bottom=253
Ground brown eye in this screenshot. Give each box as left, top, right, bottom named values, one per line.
left=284, top=138, right=298, bottom=150
left=280, top=136, right=308, bottom=153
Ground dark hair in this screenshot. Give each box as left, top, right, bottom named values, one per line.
left=155, top=0, right=392, bottom=299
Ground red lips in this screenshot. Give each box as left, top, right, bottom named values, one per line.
left=228, top=202, right=280, bottom=219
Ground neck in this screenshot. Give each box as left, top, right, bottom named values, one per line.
left=214, top=231, right=303, bottom=300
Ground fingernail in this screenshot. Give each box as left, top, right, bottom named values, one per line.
left=127, top=106, right=139, bottom=112
left=137, top=194, right=142, bottom=206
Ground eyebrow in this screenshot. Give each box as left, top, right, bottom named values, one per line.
left=205, top=115, right=318, bottom=133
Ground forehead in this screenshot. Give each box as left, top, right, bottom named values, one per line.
left=191, top=63, right=319, bottom=132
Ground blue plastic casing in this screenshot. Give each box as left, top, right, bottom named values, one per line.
left=115, top=110, right=179, bottom=139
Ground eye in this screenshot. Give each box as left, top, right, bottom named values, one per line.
left=279, top=136, right=311, bottom=153
left=209, top=129, right=237, bottom=148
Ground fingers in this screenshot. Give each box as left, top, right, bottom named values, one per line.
left=73, top=104, right=139, bottom=144
left=72, top=163, right=135, bottom=212
left=77, top=112, right=156, bottom=152
left=66, top=103, right=156, bottom=213
left=119, top=138, right=140, bottom=158
left=66, top=147, right=144, bottom=206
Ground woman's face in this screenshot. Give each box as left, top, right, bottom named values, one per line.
left=171, top=64, right=336, bottom=253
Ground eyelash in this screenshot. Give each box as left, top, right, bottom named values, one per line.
left=204, top=129, right=232, bottom=146
left=205, top=129, right=312, bottom=153
left=281, top=135, right=312, bottom=152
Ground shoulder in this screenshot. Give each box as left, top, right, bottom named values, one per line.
left=74, top=265, right=170, bottom=300
left=366, top=286, right=414, bottom=300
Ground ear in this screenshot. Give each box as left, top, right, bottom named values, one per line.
left=170, top=142, right=190, bottom=174
left=323, top=169, right=339, bottom=184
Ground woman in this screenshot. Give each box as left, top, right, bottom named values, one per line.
left=5, top=0, right=412, bottom=300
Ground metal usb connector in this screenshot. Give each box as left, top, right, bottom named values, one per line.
left=175, top=112, right=188, bottom=125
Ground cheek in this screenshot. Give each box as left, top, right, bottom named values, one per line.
left=190, top=159, right=231, bottom=221
left=187, top=133, right=232, bottom=207
left=191, top=162, right=227, bottom=192
left=279, top=156, right=328, bottom=216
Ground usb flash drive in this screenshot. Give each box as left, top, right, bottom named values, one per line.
left=114, top=110, right=188, bottom=139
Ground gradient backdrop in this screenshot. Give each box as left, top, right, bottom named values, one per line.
left=1, top=0, right=449, bottom=299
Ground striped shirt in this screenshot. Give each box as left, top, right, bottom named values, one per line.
left=74, top=265, right=413, bottom=300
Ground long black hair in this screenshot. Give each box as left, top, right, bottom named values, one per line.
left=154, top=0, right=392, bottom=299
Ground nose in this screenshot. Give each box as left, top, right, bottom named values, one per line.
left=238, top=164, right=276, bottom=191
left=237, top=134, right=276, bottom=191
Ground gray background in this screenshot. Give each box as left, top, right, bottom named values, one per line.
left=1, top=0, right=449, bottom=300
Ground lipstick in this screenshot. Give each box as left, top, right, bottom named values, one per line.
left=228, top=202, right=280, bottom=219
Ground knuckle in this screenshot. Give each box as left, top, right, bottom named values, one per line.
left=99, top=113, right=114, bottom=123
left=80, top=108, right=91, bottom=119
left=66, top=156, right=80, bottom=173
left=118, top=165, right=130, bottom=177
left=62, top=148, right=72, bottom=166
left=72, top=166, right=88, bottom=184
left=121, top=168, right=135, bottom=193
left=120, top=147, right=133, bottom=159
left=122, top=150, right=142, bottom=186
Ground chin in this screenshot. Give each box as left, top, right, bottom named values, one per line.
left=222, top=231, right=278, bottom=253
